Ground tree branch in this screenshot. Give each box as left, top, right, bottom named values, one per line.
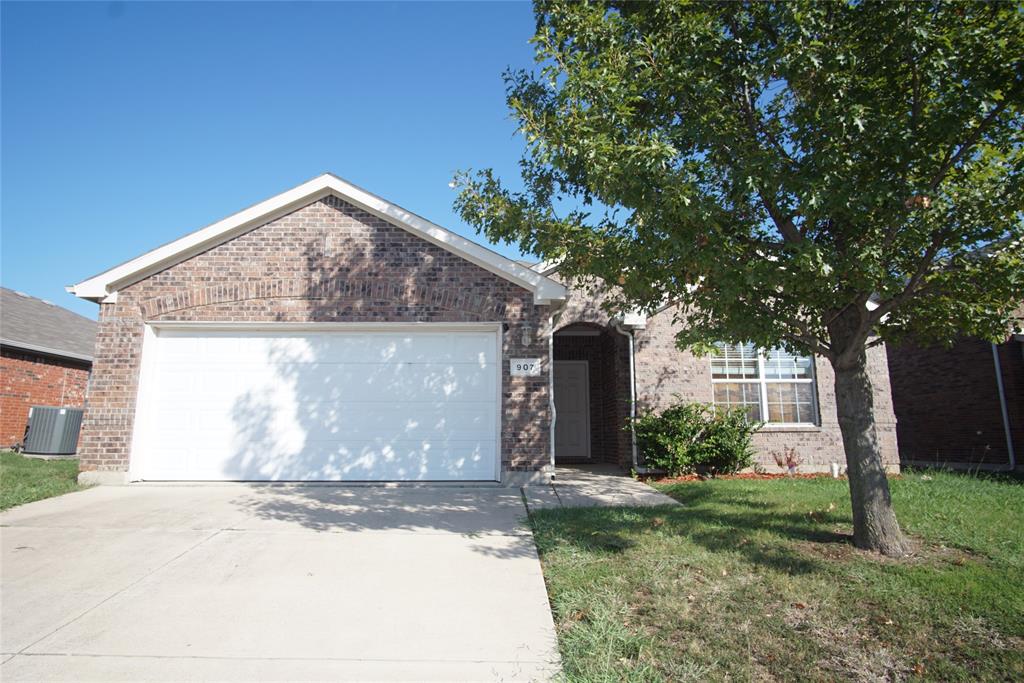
left=870, top=230, right=947, bottom=322
left=780, top=317, right=833, bottom=359
left=928, top=96, right=1013, bottom=191
left=757, top=189, right=802, bottom=244
left=726, top=14, right=802, bottom=245
left=782, top=332, right=833, bottom=360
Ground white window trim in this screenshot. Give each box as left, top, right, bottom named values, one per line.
left=710, top=347, right=820, bottom=427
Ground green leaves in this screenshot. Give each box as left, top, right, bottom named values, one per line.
left=629, top=401, right=758, bottom=478
left=455, top=0, right=1024, bottom=357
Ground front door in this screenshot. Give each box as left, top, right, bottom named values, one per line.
left=554, top=360, right=591, bottom=459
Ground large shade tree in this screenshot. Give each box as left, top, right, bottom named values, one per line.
left=455, top=0, right=1023, bottom=555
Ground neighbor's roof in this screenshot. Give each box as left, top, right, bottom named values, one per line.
left=68, top=173, right=567, bottom=305
left=0, top=288, right=97, bottom=362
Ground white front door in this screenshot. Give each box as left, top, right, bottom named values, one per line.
left=553, top=360, right=591, bottom=459
left=131, top=324, right=501, bottom=481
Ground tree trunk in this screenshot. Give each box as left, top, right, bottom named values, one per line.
left=832, top=349, right=909, bottom=556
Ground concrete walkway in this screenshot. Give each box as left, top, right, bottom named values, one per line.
left=523, top=465, right=679, bottom=511
left=1, top=485, right=559, bottom=682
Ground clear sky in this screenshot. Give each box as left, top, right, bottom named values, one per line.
left=1, top=1, right=538, bottom=318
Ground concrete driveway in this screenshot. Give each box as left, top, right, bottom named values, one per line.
left=0, top=485, right=559, bottom=682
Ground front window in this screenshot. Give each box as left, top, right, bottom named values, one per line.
left=710, top=343, right=818, bottom=424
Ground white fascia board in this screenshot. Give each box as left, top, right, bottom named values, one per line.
left=69, top=174, right=566, bottom=305
left=534, top=259, right=563, bottom=276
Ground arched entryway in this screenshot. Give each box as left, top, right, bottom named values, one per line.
left=552, top=322, right=633, bottom=468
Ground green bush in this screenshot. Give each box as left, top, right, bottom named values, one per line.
left=630, top=401, right=759, bottom=477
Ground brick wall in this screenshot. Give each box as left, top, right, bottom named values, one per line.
left=888, top=336, right=1023, bottom=466
left=634, top=310, right=900, bottom=472
left=1, top=347, right=91, bottom=448
left=78, top=195, right=551, bottom=476
left=551, top=274, right=900, bottom=472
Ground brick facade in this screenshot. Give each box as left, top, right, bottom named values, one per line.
left=77, top=195, right=552, bottom=478
left=552, top=275, right=900, bottom=473
left=0, top=348, right=91, bottom=448
left=888, top=335, right=1023, bottom=467
left=634, top=311, right=899, bottom=472
left=76, top=186, right=913, bottom=479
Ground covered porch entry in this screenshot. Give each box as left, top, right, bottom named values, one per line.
left=552, top=322, right=633, bottom=469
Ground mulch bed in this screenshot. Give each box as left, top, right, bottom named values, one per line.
left=645, top=472, right=842, bottom=484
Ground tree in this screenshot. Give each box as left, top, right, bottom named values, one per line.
left=454, top=1, right=1024, bottom=556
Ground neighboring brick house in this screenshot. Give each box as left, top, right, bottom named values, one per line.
left=0, top=288, right=96, bottom=448
left=887, top=307, right=1023, bottom=470
left=68, top=173, right=897, bottom=484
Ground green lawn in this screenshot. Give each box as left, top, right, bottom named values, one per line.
left=530, top=471, right=1024, bottom=682
left=0, top=450, right=85, bottom=511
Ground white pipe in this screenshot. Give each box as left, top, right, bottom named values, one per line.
left=612, top=320, right=640, bottom=472
left=991, top=342, right=1017, bottom=471
left=548, top=313, right=557, bottom=475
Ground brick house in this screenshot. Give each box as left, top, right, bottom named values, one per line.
left=68, top=174, right=898, bottom=484
left=1, top=288, right=96, bottom=449
left=887, top=308, right=1023, bottom=470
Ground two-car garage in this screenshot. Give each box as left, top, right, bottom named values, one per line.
left=130, top=324, right=502, bottom=482
left=68, top=174, right=567, bottom=485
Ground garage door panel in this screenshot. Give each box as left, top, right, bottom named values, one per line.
left=287, top=403, right=497, bottom=442
left=154, top=402, right=497, bottom=445
left=238, top=441, right=496, bottom=482
left=158, top=331, right=497, bottom=366
left=143, top=439, right=496, bottom=482
left=179, top=365, right=496, bottom=405
left=151, top=405, right=499, bottom=454
left=135, top=328, right=500, bottom=481
left=283, top=363, right=497, bottom=403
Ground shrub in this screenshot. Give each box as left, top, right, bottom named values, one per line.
left=631, top=403, right=709, bottom=476
left=630, top=401, right=759, bottom=477
left=700, top=407, right=759, bottom=476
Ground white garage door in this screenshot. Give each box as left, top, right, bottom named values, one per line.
left=131, top=325, right=501, bottom=481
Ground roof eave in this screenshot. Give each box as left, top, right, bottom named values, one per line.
left=0, top=338, right=93, bottom=363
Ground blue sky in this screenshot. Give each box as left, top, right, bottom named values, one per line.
left=1, top=1, right=538, bottom=318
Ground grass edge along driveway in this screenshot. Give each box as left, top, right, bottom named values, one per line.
left=1, top=450, right=85, bottom=511
left=529, top=470, right=1023, bottom=682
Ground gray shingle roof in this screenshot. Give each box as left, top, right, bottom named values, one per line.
left=0, top=288, right=97, bottom=362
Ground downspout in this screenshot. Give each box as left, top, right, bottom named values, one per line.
left=612, top=320, right=642, bottom=473
left=991, top=342, right=1017, bottom=471
left=548, top=313, right=557, bottom=476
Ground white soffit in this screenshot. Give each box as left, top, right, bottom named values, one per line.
left=67, top=173, right=567, bottom=305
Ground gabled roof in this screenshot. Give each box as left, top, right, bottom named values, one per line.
left=530, top=260, right=647, bottom=328
left=0, top=288, right=97, bottom=362
left=68, top=173, right=566, bottom=305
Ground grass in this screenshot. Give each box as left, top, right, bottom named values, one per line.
left=530, top=470, right=1024, bottom=682
left=0, top=450, right=85, bottom=511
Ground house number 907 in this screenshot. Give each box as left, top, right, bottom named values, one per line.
left=510, top=358, right=542, bottom=377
